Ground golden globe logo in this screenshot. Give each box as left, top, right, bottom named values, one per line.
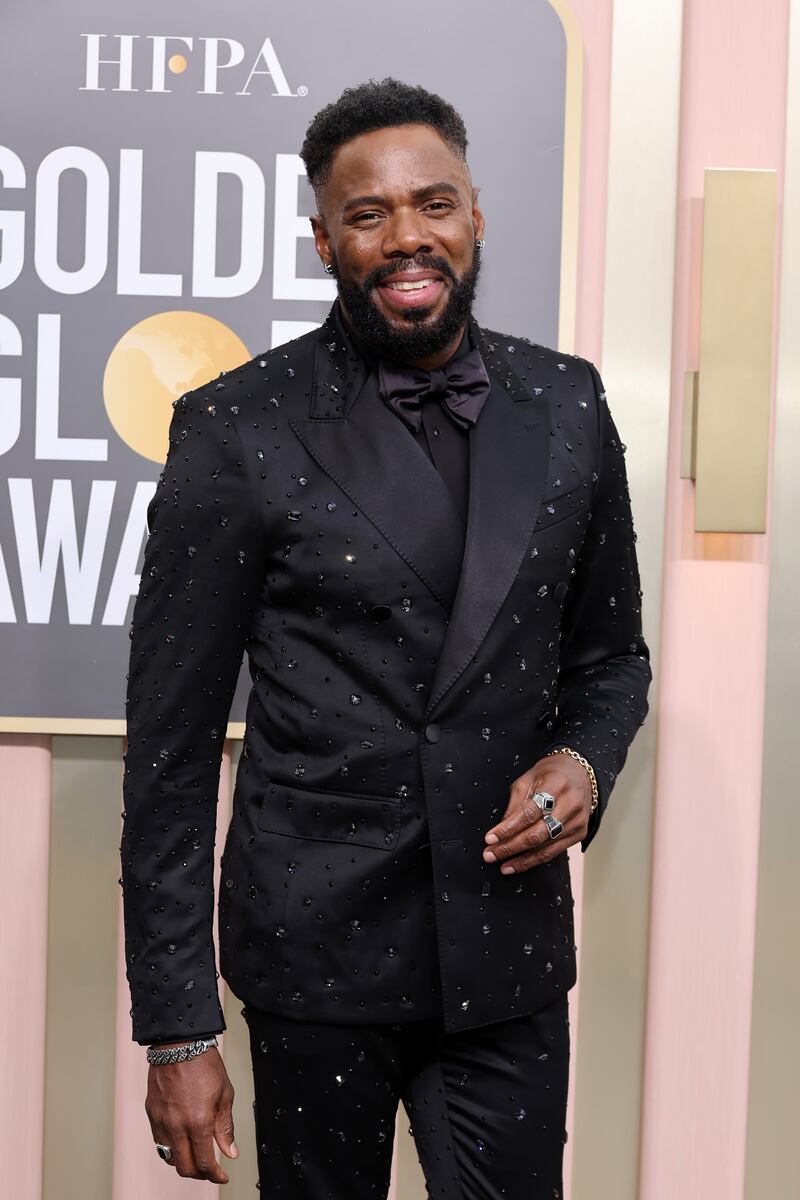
left=80, top=34, right=307, bottom=97
left=103, top=312, right=251, bottom=465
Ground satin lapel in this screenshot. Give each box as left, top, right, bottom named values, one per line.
left=424, top=326, right=551, bottom=718
left=289, top=324, right=466, bottom=612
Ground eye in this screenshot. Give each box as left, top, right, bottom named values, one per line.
left=351, top=210, right=382, bottom=223
left=424, top=200, right=455, bottom=213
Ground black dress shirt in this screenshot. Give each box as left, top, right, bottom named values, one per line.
left=330, top=303, right=478, bottom=524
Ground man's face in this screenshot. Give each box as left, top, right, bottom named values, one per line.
left=310, top=124, right=485, bottom=363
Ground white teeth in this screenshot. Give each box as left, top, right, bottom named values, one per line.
left=386, top=279, right=435, bottom=291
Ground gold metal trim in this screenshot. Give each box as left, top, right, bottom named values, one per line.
left=0, top=716, right=245, bottom=739
left=548, top=0, right=584, bottom=353
left=694, top=168, right=777, bottom=532
left=681, top=370, right=699, bottom=479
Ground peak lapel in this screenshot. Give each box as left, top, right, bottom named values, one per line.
left=289, top=323, right=466, bottom=612
left=424, top=328, right=551, bottom=718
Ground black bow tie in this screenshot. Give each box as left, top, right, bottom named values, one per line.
left=378, top=347, right=491, bottom=434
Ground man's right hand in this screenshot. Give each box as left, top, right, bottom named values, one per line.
left=145, top=1045, right=239, bottom=1183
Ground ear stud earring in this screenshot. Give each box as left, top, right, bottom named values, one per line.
left=323, top=262, right=334, bottom=274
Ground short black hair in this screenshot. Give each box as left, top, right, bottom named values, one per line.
left=300, top=78, right=469, bottom=201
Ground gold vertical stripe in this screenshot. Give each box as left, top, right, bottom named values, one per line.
left=681, top=371, right=699, bottom=479
left=744, top=2, right=800, bottom=1192
left=43, top=737, right=122, bottom=1200
left=548, top=0, right=584, bottom=354
left=695, top=169, right=776, bottom=532
left=568, top=1, right=682, bottom=1198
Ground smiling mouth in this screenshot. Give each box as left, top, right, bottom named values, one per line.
left=377, top=275, right=446, bottom=310
left=384, top=278, right=438, bottom=292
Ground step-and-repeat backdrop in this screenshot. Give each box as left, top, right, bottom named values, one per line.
left=0, top=0, right=571, bottom=730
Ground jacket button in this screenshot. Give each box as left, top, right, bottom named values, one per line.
left=424, top=723, right=441, bottom=743
left=370, top=604, right=392, bottom=621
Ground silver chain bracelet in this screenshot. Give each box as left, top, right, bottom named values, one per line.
left=146, top=1035, right=218, bottom=1067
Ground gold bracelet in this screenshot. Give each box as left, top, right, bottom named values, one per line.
left=544, top=746, right=599, bottom=813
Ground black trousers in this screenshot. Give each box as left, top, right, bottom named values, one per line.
left=242, top=992, right=570, bottom=1199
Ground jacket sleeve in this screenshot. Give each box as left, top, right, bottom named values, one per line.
left=541, top=359, right=652, bottom=850
left=120, top=385, right=265, bottom=1044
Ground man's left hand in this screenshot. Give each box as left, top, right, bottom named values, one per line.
left=482, top=756, right=591, bottom=873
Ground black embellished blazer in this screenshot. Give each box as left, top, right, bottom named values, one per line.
left=121, top=307, right=652, bottom=1045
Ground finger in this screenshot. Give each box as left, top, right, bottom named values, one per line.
left=486, top=812, right=552, bottom=862
left=187, top=1129, right=230, bottom=1184
left=485, top=789, right=584, bottom=861
left=163, top=1130, right=227, bottom=1184
left=485, top=768, right=569, bottom=845
left=484, top=793, right=544, bottom=849
left=149, top=1122, right=177, bottom=1171
left=499, top=832, right=578, bottom=874
left=167, top=1134, right=200, bottom=1179
left=214, top=1093, right=239, bottom=1160
left=495, top=803, right=585, bottom=866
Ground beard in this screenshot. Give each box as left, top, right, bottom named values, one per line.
left=332, top=250, right=481, bottom=362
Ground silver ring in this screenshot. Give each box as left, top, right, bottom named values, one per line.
left=531, top=789, right=556, bottom=813
left=543, top=813, right=564, bottom=840
left=155, top=1143, right=173, bottom=1163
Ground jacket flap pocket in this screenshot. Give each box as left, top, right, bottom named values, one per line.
left=534, top=478, right=593, bottom=531
left=257, top=779, right=403, bottom=850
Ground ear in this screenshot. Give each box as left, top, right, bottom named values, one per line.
left=310, top=214, right=333, bottom=272
left=471, top=186, right=486, bottom=242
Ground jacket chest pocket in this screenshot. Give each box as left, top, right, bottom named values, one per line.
left=257, top=777, right=404, bottom=850
left=533, top=478, right=593, bottom=533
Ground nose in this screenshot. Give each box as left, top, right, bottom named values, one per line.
left=382, top=206, right=433, bottom=259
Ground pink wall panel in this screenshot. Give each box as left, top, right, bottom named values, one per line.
left=0, top=737, right=51, bottom=1200
left=641, top=563, right=768, bottom=1196
left=639, top=1, right=790, bottom=1196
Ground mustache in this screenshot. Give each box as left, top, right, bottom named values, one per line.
left=362, top=255, right=456, bottom=291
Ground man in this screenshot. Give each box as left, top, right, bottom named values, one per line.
left=121, top=78, right=651, bottom=1197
